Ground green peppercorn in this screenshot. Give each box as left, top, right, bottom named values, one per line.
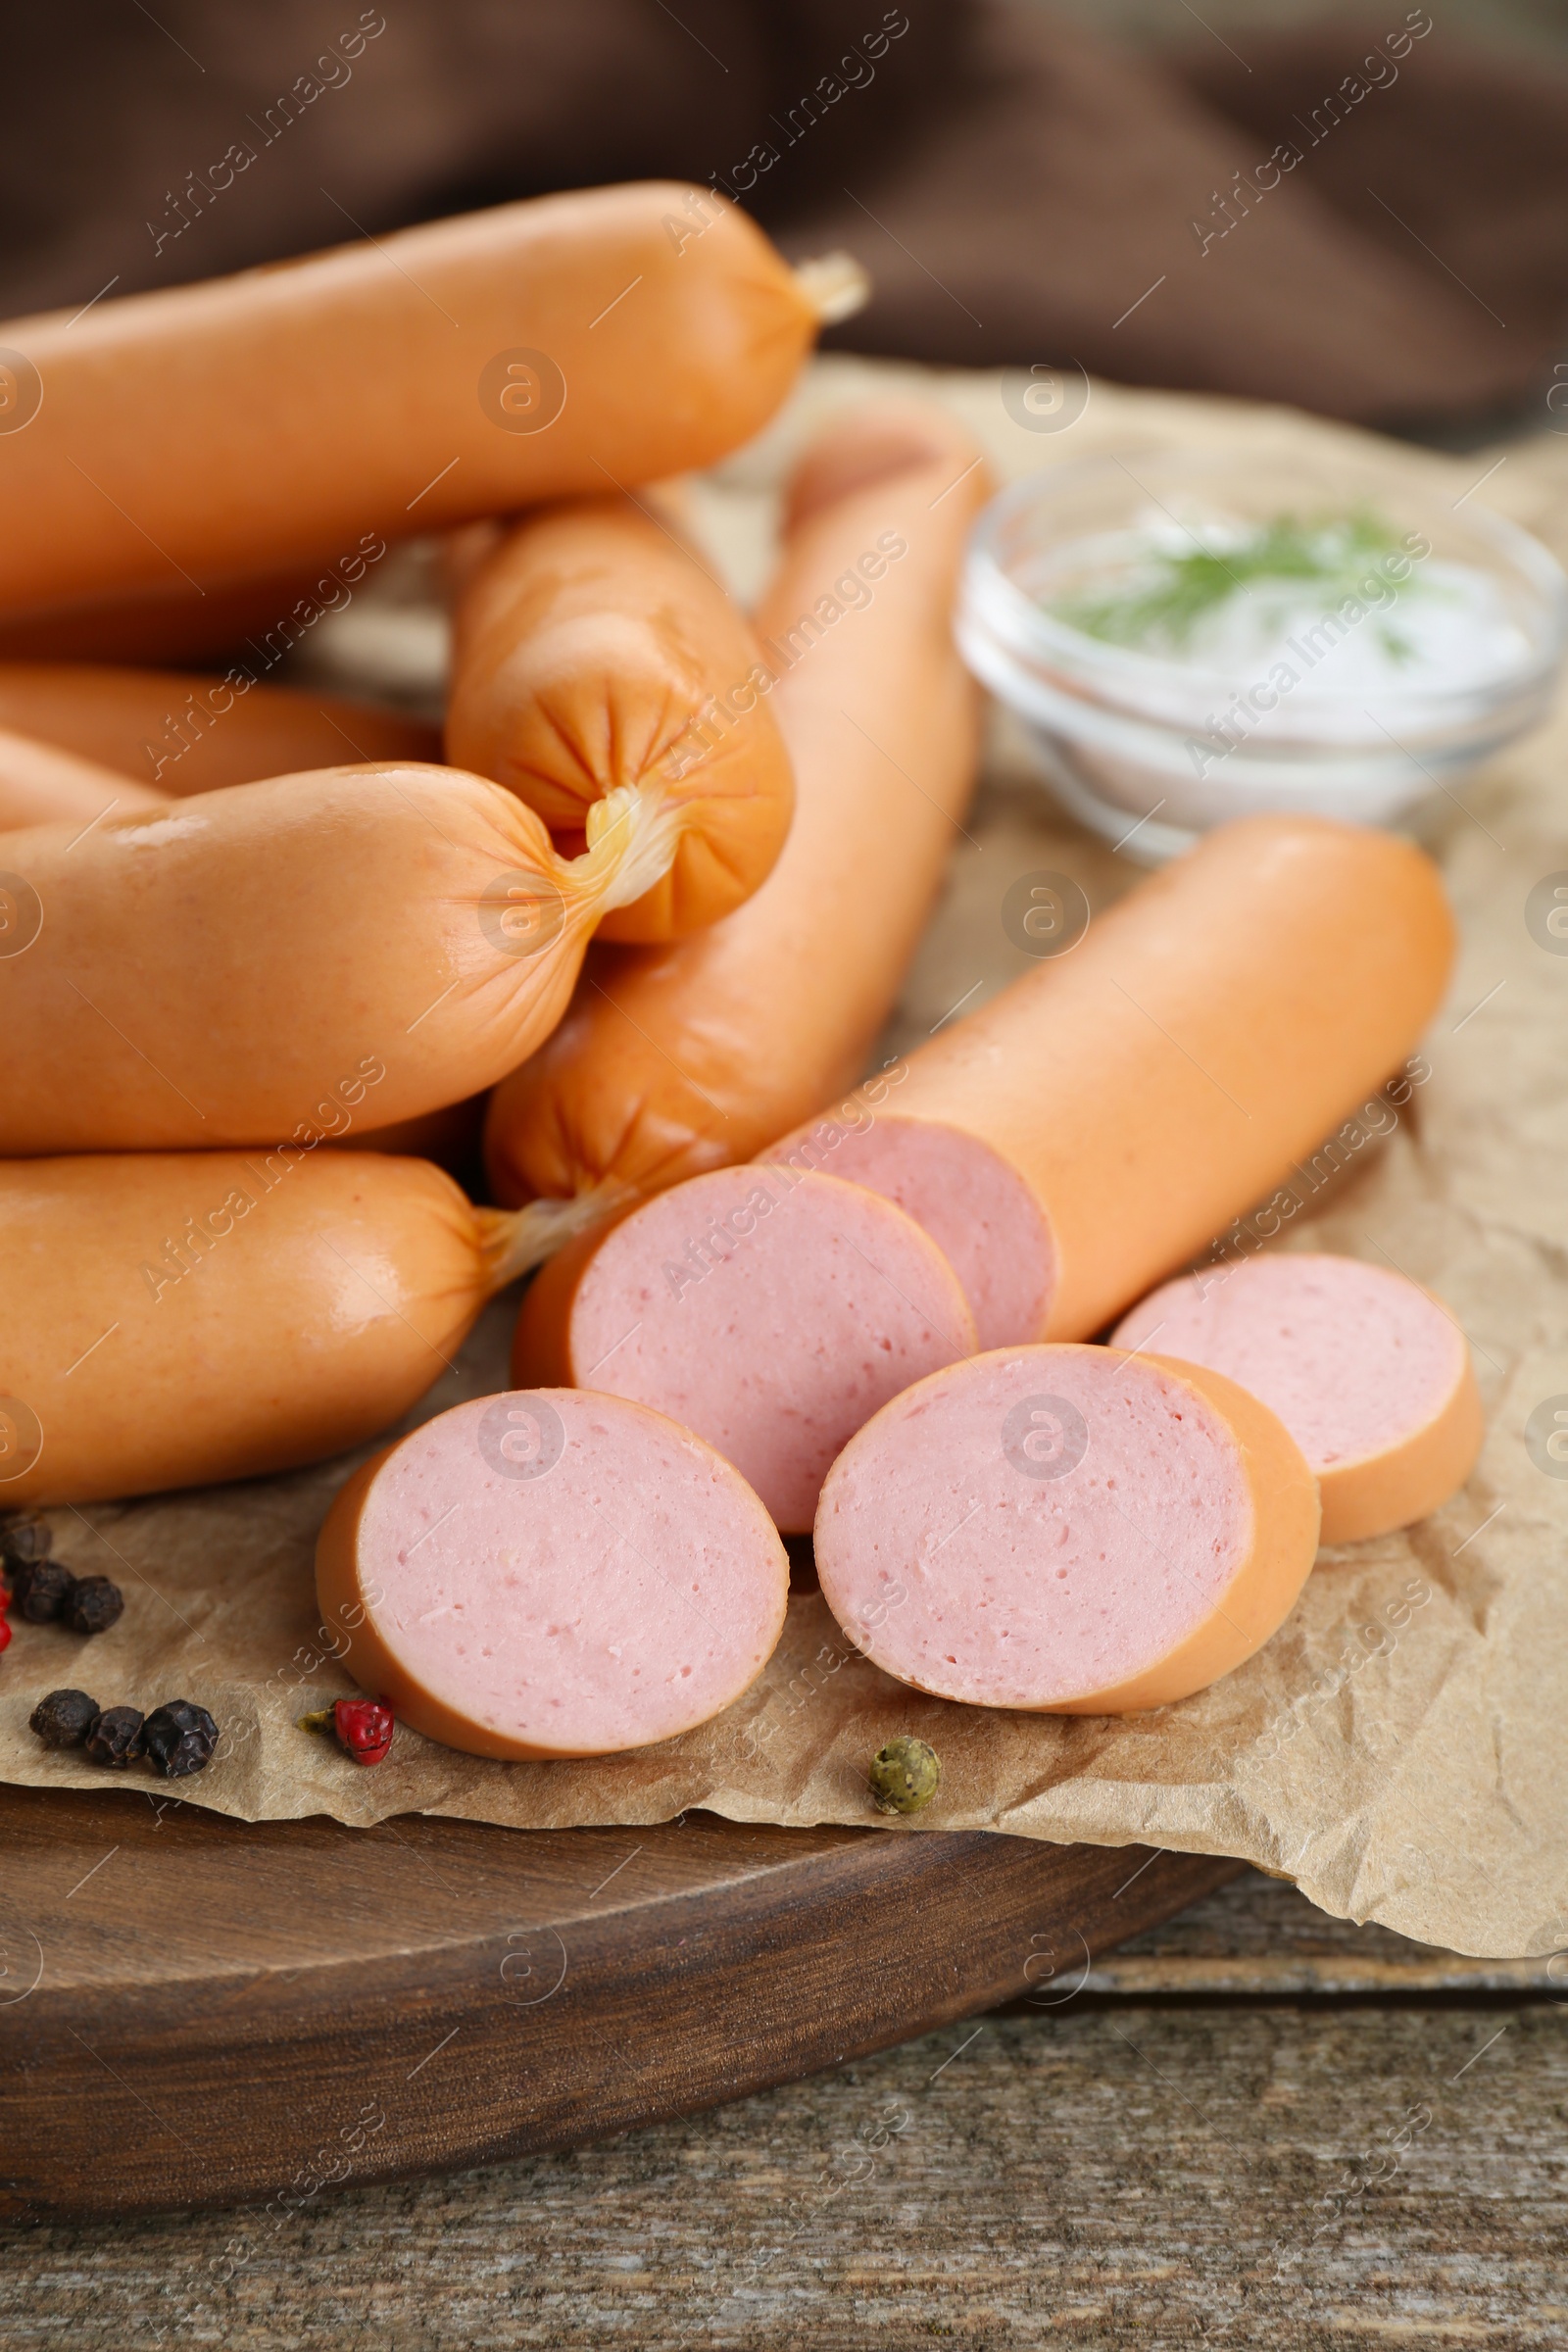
left=868, top=1735, right=942, bottom=1816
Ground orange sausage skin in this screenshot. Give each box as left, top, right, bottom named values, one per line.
left=0, top=761, right=674, bottom=1154
left=834, top=817, right=1455, bottom=1343
left=0, top=1153, right=497, bottom=1504
left=0, top=725, right=163, bottom=832
left=447, top=496, right=795, bottom=942
left=0, top=559, right=397, bottom=667
left=0, top=663, right=437, bottom=797
left=482, top=403, right=991, bottom=1214
left=0, top=187, right=815, bottom=627
left=0, top=562, right=382, bottom=666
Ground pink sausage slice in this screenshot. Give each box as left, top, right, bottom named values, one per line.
left=814, top=1344, right=1320, bottom=1714
left=1111, top=1252, right=1483, bottom=1544
left=512, top=1166, right=978, bottom=1532
left=764, top=1115, right=1053, bottom=1352
left=315, top=1389, right=788, bottom=1760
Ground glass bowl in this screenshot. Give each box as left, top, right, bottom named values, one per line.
left=956, top=447, right=1568, bottom=862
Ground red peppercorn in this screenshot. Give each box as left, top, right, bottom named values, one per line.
left=333, top=1697, right=395, bottom=1767
left=0, top=1615, right=11, bottom=1655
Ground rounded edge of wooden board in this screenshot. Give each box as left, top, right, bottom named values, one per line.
left=0, top=1793, right=1239, bottom=2221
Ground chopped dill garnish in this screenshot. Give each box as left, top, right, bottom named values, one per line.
left=1052, top=509, right=1421, bottom=661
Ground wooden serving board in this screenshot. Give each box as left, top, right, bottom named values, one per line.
left=0, top=1783, right=1236, bottom=2221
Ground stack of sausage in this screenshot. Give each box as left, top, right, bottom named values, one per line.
left=0, top=184, right=1479, bottom=1767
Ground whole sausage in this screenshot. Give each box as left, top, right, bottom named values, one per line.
left=1112, top=1253, right=1483, bottom=1544
left=814, top=1344, right=1321, bottom=1714
left=316, top=1391, right=790, bottom=1759
left=0, top=724, right=163, bottom=832
left=0, top=662, right=438, bottom=797
left=446, top=495, right=796, bottom=942
left=0, top=1150, right=555, bottom=1505
left=0, top=760, right=679, bottom=1154
left=482, top=401, right=990, bottom=1223
left=0, top=558, right=395, bottom=668
left=768, top=816, right=1455, bottom=1346
left=0, top=184, right=824, bottom=625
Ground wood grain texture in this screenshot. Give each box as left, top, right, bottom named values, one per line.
left=1092, top=1865, right=1565, bottom=1997
left=1, top=1942, right=1560, bottom=2349
left=0, top=1785, right=1236, bottom=2223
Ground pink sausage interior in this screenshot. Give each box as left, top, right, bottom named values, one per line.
left=357, top=1390, right=785, bottom=1753
left=763, top=1113, right=1055, bottom=1348
left=1112, top=1253, right=1466, bottom=1472
left=815, top=1347, right=1251, bottom=1709
left=569, top=1166, right=977, bottom=1530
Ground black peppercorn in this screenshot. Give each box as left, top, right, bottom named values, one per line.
left=29, top=1688, right=101, bottom=1748
left=142, top=1699, right=219, bottom=1779
left=11, top=1558, right=75, bottom=1624
left=0, top=1512, right=53, bottom=1571
left=83, top=1704, right=145, bottom=1768
left=65, top=1575, right=123, bottom=1637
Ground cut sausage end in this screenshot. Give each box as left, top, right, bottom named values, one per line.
left=476, top=1189, right=632, bottom=1293
left=315, top=1390, right=789, bottom=1760
left=814, top=1344, right=1320, bottom=1714
left=763, top=1114, right=1056, bottom=1348
left=526, top=1165, right=978, bottom=1532
left=792, top=252, right=872, bottom=325
left=1112, top=1252, right=1483, bottom=1544
left=446, top=494, right=798, bottom=945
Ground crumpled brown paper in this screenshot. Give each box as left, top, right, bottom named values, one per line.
left=4, top=360, right=1565, bottom=1961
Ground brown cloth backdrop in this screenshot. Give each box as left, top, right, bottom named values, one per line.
left=1, top=3, right=1565, bottom=430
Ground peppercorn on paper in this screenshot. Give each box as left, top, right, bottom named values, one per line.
left=3, top=359, right=1565, bottom=1962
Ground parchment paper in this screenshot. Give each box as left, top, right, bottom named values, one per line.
left=5, top=360, right=1566, bottom=1961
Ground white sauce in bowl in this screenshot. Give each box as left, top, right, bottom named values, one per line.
left=1035, top=516, right=1533, bottom=710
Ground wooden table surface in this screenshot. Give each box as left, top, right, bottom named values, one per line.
left=3, top=1857, right=1560, bottom=2350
